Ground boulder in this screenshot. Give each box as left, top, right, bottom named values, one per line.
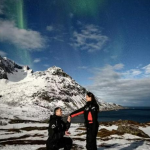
left=117, top=125, right=149, bottom=138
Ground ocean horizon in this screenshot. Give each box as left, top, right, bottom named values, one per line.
left=71, top=106, right=150, bottom=123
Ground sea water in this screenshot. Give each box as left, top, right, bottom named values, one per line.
left=71, top=106, right=150, bottom=123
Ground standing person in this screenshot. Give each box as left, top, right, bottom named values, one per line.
left=70, top=92, right=99, bottom=150
left=46, top=107, right=72, bottom=150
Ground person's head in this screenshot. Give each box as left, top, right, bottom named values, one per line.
left=86, top=92, right=99, bottom=110
left=86, top=92, right=95, bottom=102
left=54, top=107, right=62, bottom=116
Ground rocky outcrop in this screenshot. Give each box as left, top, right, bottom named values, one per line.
left=99, top=120, right=150, bottom=138
left=100, top=120, right=148, bottom=127
left=117, top=125, right=149, bottom=138
left=0, top=55, right=32, bottom=80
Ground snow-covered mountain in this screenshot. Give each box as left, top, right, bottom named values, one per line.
left=0, top=55, right=123, bottom=121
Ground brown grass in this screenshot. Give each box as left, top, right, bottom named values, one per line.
left=97, top=128, right=124, bottom=138
left=0, top=126, right=48, bottom=133
left=0, top=134, right=44, bottom=142
left=100, top=120, right=148, bottom=127
left=0, top=140, right=46, bottom=145
left=76, top=127, right=86, bottom=131
left=9, top=119, right=42, bottom=124
left=75, top=132, right=86, bottom=136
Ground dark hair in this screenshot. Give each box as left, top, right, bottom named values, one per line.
left=86, top=92, right=99, bottom=111
left=54, top=107, right=61, bottom=115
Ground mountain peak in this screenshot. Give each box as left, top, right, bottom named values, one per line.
left=0, top=56, right=33, bottom=81
left=47, top=66, right=63, bottom=72
left=0, top=56, right=124, bottom=121
left=47, top=66, right=71, bottom=78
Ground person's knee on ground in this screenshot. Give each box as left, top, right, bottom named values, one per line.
left=64, top=137, right=73, bottom=150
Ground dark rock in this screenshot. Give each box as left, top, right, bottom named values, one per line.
left=117, top=125, right=149, bottom=138
left=0, top=55, right=32, bottom=79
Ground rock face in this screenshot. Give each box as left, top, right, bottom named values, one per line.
left=117, top=125, right=149, bottom=138
left=0, top=55, right=32, bottom=81
left=0, top=55, right=124, bottom=121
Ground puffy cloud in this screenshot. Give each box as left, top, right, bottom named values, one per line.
left=46, top=26, right=54, bottom=31
left=143, top=64, right=150, bottom=74
left=33, top=58, right=41, bottom=63
left=111, top=55, right=118, bottom=60
left=0, top=20, right=46, bottom=50
left=71, top=24, right=108, bottom=52
left=113, top=63, right=124, bottom=70
left=0, top=50, right=7, bottom=57
left=43, top=64, right=49, bottom=67
left=87, top=64, right=150, bottom=106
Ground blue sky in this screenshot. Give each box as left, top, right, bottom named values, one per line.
left=0, top=0, right=150, bottom=106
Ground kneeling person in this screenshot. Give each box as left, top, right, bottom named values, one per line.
left=46, top=107, right=72, bottom=150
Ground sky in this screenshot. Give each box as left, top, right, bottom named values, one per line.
left=0, top=0, right=150, bottom=106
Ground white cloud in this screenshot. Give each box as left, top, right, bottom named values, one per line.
left=87, top=64, right=150, bottom=106
left=33, top=58, right=41, bottom=63
left=43, top=64, right=49, bottom=67
left=71, top=24, right=108, bottom=52
left=0, top=50, right=7, bottom=57
left=143, top=64, right=150, bottom=74
left=113, top=63, right=124, bottom=70
left=0, top=20, right=46, bottom=50
left=131, top=69, right=142, bottom=76
left=46, top=25, right=65, bottom=42
left=111, top=55, right=118, bottom=60
left=46, top=26, right=54, bottom=31
left=136, top=64, right=142, bottom=69
left=123, top=69, right=142, bottom=78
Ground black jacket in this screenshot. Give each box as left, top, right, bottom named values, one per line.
left=70, top=101, right=99, bottom=135
left=48, top=115, right=70, bottom=143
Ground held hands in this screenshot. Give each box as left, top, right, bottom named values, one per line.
left=65, top=131, right=71, bottom=136
left=67, top=116, right=71, bottom=122
left=65, top=116, right=71, bottom=136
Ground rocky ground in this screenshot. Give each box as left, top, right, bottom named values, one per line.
left=0, top=119, right=150, bottom=150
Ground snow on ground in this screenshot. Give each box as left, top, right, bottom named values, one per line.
left=99, top=125, right=118, bottom=131
left=0, top=57, right=149, bottom=149
left=0, top=123, right=48, bottom=129
left=97, top=139, right=150, bottom=150
left=0, top=145, right=45, bottom=150
left=0, top=103, right=50, bottom=121
left=0, top=122, right=150, bottom=150
left=140, top=126, right=150, bottom=137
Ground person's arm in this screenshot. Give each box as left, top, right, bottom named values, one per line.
left=65, top=116, right=71, bottom=130
left=70, top=106, right=85, bottom=118
left=48, top=119, right=65, bottom=140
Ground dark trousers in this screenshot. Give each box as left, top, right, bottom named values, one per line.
left=86, top=123, right=99, bottom=150
left=46, top=137, right=72, bottom=150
